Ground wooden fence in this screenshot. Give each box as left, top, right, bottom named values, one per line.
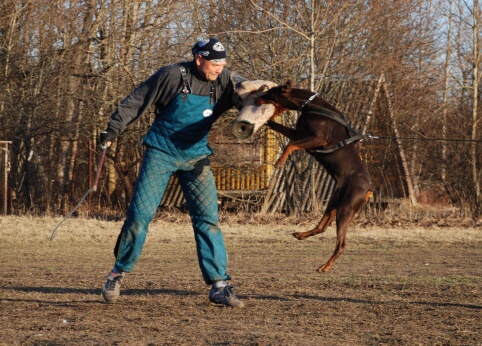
left=160, top=164, right=272, bottom=208
left=212, top=164, right=270, bottom=191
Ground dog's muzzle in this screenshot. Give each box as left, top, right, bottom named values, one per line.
left=232, top=121, right=255, bottom=139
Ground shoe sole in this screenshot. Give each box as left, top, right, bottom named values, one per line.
left=209, top=299, right=245, bottom=308
left=102, top=291, right=120, bottom=303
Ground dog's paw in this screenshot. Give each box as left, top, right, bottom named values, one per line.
left=292, top=232, right=307, bottom=240
left=275, top=160, right=285, bottom=168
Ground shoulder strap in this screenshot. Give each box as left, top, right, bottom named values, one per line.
left=179, top=65, right=191, bottom=96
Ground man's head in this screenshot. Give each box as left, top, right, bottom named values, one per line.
left=192, top=38, right=227, bottom=81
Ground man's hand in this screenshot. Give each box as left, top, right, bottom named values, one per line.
left=99, top=129, right=117, bottom=149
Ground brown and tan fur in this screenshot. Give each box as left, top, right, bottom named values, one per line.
left=256, top=81, right=372, bottom=272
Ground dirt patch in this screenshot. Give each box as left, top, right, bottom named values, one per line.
left=0, top=216, right=481, bottom=345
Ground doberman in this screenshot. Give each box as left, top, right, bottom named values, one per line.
left=235, top=80, right=372, bottom=272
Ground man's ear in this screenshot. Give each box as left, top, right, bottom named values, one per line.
left=194, top=54, right=203, bottom=66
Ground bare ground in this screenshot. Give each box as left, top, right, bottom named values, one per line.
left=0, top=215, right=481, bottom=345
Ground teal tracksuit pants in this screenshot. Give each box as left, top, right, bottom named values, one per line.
left=113, top=93, right=230, bottom=284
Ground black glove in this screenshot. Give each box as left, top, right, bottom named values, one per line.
left=99, top=128, right=117, bottom=149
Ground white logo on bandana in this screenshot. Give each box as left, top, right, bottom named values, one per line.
left=213, top=42, right=225, bottom=52
left=203, top=109, right=213, bottom=117
left=198, top=39, right=210, bottom=47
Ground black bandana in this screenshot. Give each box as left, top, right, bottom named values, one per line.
left=192, top=38, right=226, bottom=62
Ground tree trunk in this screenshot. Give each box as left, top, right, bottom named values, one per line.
left=471, top=0, right=482, bottom=215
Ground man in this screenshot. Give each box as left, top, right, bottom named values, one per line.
left=99, top=38, right=245, bottom=308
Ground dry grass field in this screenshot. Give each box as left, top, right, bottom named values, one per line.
left=0, top=213, right=481, bottom=345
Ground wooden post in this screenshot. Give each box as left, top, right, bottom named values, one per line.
left=88, top=140, right=92, bottom=209
left=0, top=141, right=12, bottom=215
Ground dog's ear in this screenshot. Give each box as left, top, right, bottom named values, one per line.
left=281, top=80, right=294, bottom=95
left=236, top=80, right=277, bottom=101
left=258, top=83, right=272, bottom=92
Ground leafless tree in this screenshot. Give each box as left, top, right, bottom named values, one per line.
left=0, top=0, right=479, bottom=219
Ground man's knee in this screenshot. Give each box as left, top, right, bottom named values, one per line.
left=123, top=214, right=153, bottom=235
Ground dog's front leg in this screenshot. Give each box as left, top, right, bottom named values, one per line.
left=266, top=120, right=298, bottom=140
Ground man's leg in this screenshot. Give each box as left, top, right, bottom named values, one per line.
left=114, top=148, right=173, bottom=272
left=177, top=159, right=244, bottom=308
left=177, top=158, right=229, bottom=284
left=102, top=148, right=172, bottom=303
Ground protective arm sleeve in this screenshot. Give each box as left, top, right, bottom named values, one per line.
left=231, top=72, right=248, bottom=110
left=212, top=71, right=247, bottom=119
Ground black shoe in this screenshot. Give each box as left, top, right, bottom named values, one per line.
left=209, top=285, right=245, bottom=308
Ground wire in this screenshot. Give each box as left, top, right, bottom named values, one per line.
left=365, top=134, right=482, bottom=143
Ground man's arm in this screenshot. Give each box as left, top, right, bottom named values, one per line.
left=104, top=65, right=182, bottom=139
left=212, top=70, right=247, bottom=120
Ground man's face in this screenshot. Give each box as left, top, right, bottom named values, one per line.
left=195, top=55, right=226, bottom=81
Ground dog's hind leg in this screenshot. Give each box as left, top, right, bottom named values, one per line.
left=293, top=209, right=336, bottom=240
left=316, top=186, right=367, bottom=272
left=293, top=189, right=339, bottom=240
left=316, top=211, right=351, bottom=272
